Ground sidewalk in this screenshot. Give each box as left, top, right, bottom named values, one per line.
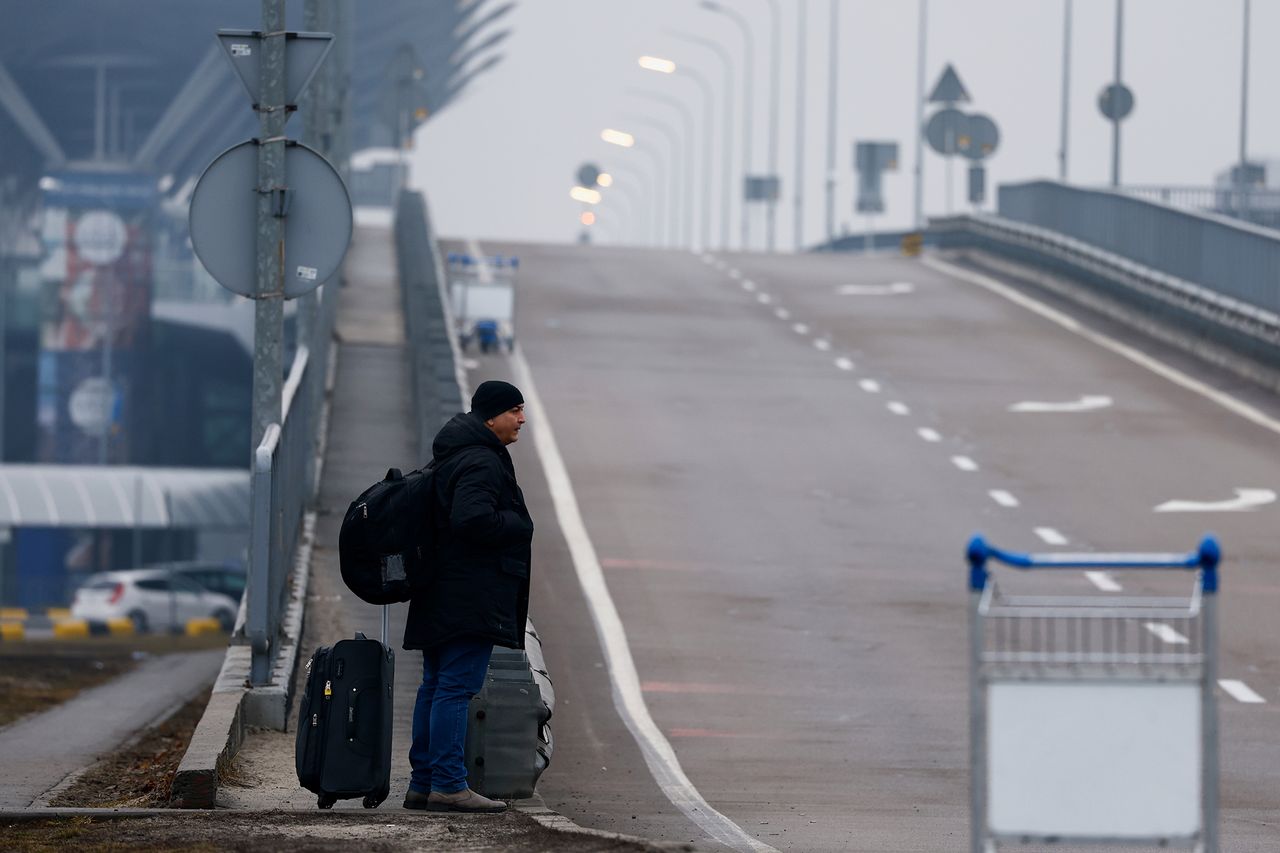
left=0, top=649, right=222, bottom=807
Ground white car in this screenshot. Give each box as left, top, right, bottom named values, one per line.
left=71, top=568, right=239, bottom=633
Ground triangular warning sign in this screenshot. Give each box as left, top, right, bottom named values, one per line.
left=928, top=64, right=971, bottom=104
left=217, top=30, right=333, bottom=108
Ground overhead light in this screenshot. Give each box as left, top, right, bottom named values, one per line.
left=570, top=186, right=602, bottom=204
left=601, top=128, right=635, bottom=148
left=638, top=55, right=676, bottom=74
left=596, top=173, right=613, bottom=188
left=580, top=211, right=596, bottom=226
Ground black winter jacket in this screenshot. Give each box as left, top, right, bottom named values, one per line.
left=403, top=412, right=534, bottom=651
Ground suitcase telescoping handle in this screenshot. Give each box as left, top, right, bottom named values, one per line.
left=381, top=603, right=389, bottom=647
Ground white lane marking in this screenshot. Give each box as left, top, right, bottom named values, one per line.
left=509, top=345, right=779, bottom=853
left=859, top=379, right=881, bottom=393
left=813, top=338, right=831, bottom=351
left=923, top=256, right=1280, bottom=438
left=1219, top=679, right=1266, bottom=703
left=917, top=427, right=941, bottom=442
left=1085, top=571, right=1123, bottom=592
left=1154, top=488, right=1276, bottom=513
left=741, top=279, right=756, bottom=292
left=774, top=308, right=790, bottom=320
left=834, top=357, right=855, bottom=371
left=728, top=269, right=741, bottom=280
left=1034, top=527, right=1069, bottom=546
left=836, top=282, right=915, bottom=296
left=715, top=260, right=727, bottom=271
left=887, top=401, right=910, bottom=416
left=1009, top=395, right=1113, bottom=413
left=988, top=490, right=1020, bottom=508
left=1143, top=622, right=1190, bottom=645
left=792, top=323, right=809, bottom=335
left=757, top=293, right=773, bottom=305
left=951, top=456, right=979, bottom=472
left=701, top=255, right=715, bottom=264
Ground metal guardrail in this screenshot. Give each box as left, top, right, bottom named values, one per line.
left=998, top=181, right=1280, bottom=318
left=246, top=278, right=338, bottom=686
left=1118, top=184, right=1280, bottom=231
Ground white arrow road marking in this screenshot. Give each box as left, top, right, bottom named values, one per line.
left=833, top=357, right=855, bottom=371
left=1009, top=395, right=1113, bottom=413
left=837, top=282, right=915, bottom=296
left=1154, top=488, right=1276, bottom=513
left=988, top=490, right=1020, bottom=508
left=1219, top=680, right=1266, bottom=703
left=1144, top=622, right=1189, bottom=645
left=1085, top=571, right=1122, bottom=592
left=917, top=428, right=941, bottom=442
left=1034, top=527, right=1068, bottom=545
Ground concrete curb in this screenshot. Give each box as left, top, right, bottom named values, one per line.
left=170, top=512, right=315, bottom=808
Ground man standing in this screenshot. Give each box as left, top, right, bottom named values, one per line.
left=403, top=380, right=533, bottom=813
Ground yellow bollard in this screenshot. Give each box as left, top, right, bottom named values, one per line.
left=185, top=617, right=222, bottom=637
left=46, top=607, right=72, bottom=620
left=0, top=608, right=28, bottom=621
left=106, top=617, right=135, bottom=636
left=0, top=622, right=24, bottom=641
left=52, top=619, right=90, bottom=639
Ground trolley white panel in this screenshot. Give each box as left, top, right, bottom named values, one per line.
left=988, top=680, right=1201, bottom=837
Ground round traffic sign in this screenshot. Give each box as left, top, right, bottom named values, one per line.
left=958, top=113, right=1000, bottom=161
left=1098, top=83, right=1135, bottom=121
left=577, top=163, right=601, bottom=188
left=189, top=139, right=352, bottom=299
left=925, top=108, right=969, bottom=156
left=74, top=210, right=128, bottom=266
left=69, top=377, right=117, bottom=437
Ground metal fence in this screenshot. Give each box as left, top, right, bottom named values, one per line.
left=998, top=181, right=1280, bottom=317
left=395, top=190, right=466, bottom=459
left=1118, top=185, right=1280, bottom=231
left=247, top=278, right=338, bottom=685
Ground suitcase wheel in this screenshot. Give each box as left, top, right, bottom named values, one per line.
left=317, top=793, right=337, bottom=810
left=362, top=795, right=380, bottom=809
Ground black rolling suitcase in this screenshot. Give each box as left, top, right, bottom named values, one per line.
left=296, top=614, right=394, bottom=809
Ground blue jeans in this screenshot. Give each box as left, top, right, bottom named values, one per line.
left=408, top=637, right=493, bottom=794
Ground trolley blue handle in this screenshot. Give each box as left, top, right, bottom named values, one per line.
left=966, top=534, right=1220, bottom=593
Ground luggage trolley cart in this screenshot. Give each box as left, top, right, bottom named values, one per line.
left=966, top=535, right=1221, bottom=852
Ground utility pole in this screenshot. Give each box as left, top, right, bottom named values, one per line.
left=252, top=0, right=287, bottom=450
left=1059, top=0, right=1072, bottom=181
left=793, top=0, right=806, bottom=252
left=824, top=0, right=839, bottom=244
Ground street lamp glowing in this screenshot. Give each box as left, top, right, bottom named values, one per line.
left=638, top=55, right=677, bottom=74
left=570, top=186, right=602, bottom=204
left=580, top=211, right=596, bottom=226
left=596, top=173, right=614, bottom=188
left=601, top=128, right=635, bottom=147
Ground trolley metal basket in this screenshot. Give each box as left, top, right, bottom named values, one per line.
left=966, top=535, right=1221, bottom=852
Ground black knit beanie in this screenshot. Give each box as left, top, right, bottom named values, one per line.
left=470, top=380, right=524, bottom=421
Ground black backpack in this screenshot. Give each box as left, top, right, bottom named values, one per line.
left=338, top=466, right=437, bottom=604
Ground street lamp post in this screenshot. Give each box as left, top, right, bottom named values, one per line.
left=603, top=127, right=666, bottom=248
left=1239, top=0, right=1251, bottom=179
left=630, top=90, right=696, bottom=250
left=1059, top=0, right=1072, bottom=181
left=913, top=0, right=928, bottom=229
left=603, top=163, right=652, bottom=245
left=753, top=0, right=782, bottom=252
left=701, top=1, right=754, bottom=251
left=638, top=55, right=715, bottom=252
left=793, top=0, right=806, bottom=252
left=825, top=0, right=839, bottom=244
left=667, top=32, right=735, bottom=251
left=1110, top=0, right=1124, bottom=187
left=624, top=116, right=682, bottom=247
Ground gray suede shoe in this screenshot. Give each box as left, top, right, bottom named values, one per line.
left=425, top=787, right=507, bottom=813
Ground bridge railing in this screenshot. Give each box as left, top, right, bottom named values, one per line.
left=998, top=181, right=1280, bottom=317
left=246, top=281, right=338, bottom=686
left=1116, top=184, right=1280, bottom=231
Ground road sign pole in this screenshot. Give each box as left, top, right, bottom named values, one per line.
left=1059, top=0, right=1072, bottom=181
left=912, top=0, right=928, bottom=229
left=253, top=0, right=287, bottom=450
left=1110, top=0, right=1123, bottom=187
left=793, top=0, right=806, bottom=252
left=824, top=0, right=839, bottom=245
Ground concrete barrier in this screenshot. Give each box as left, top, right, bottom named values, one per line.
left=185, top=618, right=222, bottom=638
left=0, top=622, right=24, bottom=641
left=52, top=619, right=90, bottom=639
left=0, top=607, right=28, bottom=620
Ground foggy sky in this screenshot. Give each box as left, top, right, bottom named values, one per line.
left=411, top=0, right=1274, bottom=249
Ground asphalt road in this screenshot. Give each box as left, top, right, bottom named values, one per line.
left=444, top=239, right=1280, bottom=852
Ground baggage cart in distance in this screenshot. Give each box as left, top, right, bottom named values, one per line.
left=446, top=252, right=518, bottom=353
left=966, top=535, right=1221, bottom=852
